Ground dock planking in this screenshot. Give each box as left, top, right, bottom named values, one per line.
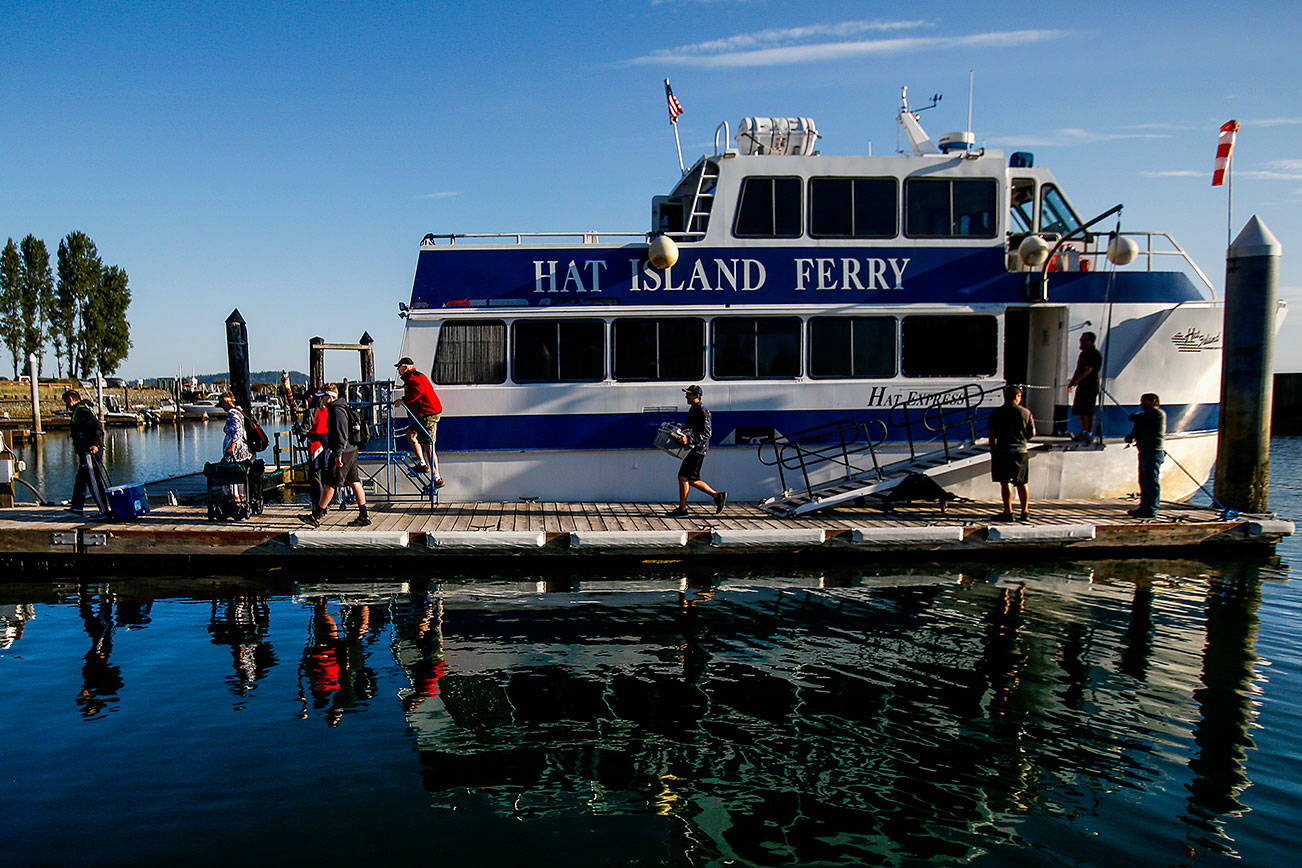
left=0, top=497, right=1291, bottom=576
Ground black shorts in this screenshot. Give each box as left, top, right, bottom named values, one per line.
left=991, top=450, right=1029, bottom=485
left=1072, top=385, right=1098, bottom=415
left=327, top=449, right=360, bottom=487
left=678, top=451, right=706, bottom=482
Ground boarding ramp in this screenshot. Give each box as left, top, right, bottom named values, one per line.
left=759, top=383, right=1043, bottom=516
left=344, top=381, right=441, bottom=508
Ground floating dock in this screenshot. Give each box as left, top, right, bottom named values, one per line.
left=0, top=499, right=1291, bottom=577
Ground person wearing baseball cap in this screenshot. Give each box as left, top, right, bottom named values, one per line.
left=392, top=357, right=445, bottom=488
left=667, top=384, right=726, bottom=517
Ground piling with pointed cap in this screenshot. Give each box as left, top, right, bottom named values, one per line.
left=309, top=337, right=326, bottom=393
left=1214, top=216, right=1281, bottom=513
left=225, top=309, right=253, bottom=412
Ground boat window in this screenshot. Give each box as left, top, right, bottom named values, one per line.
left=809, top=316, right=897, bottom=378
left=431, top=320, right=506, bottom=385
left=1009, top=178, right=1035, bottom=234
left=512, top=319, right=605, bottom=382
left=711, top=317, right=801, bottom=378
left=808, top=177, right=897, bottom=238
left=904, top=178, right=998, bottom=238
left=733, top=177, right=802, bottom=238
left=1039, top=184, right=1082, bottom=236
left=900, top=315, right=998, bottom=377
left=613, top=318, right=705, bottom=381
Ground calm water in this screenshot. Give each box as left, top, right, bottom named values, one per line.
left=2, top=441, right=1301, bottom=866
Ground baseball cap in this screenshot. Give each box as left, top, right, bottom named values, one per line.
left=683, top=384, right=703, bottom=397
left=395, top=357, right=415, bottom=367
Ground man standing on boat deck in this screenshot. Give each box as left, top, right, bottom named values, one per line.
left=300, top=384, right=370, bottom=527
left=668, top=385, right=727, bottom=517
left=1067, top=331, right=1103, bottom=443
left=393, top=358, right=445, bottom=489
left=987, top=384, right=1036, bottom=522
left=64, top=389, right=110, bottom=516
left=1124, top=393, right=1166, bottom=518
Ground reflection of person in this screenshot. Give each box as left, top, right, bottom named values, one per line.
left=1066, top=331, right=1103, bottom=442
left=394, top=589, right=448, bottom=715
left=64, top=389, right=109, bottom=516
left=304, top=599, right=377, bottom=727
left=208, top=596, right=275, bottom=697
left=77, top=587, right=123, bottom=719
left=667, top=385, right=726, bottom=518
left=300, top=384, right=370, bottom=527
left=1124, top=393, right=1166, bottom=518
left=987, top=384, right=1036, bottom=522
left=0, top=603, right=35, bottom=649
left=393, top=358, right=444, bottom=488
left=218, top=391, right=252, bottom=462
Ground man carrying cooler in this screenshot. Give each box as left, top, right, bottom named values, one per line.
left=667, top=384, right=727, bottom=518
left=393, top=357, right=444, bottom=489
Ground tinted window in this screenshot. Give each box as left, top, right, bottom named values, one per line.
left=513, top=319, right=605, bottom=382
left=809, top=316, right=897, bottom=378
left=432, top=320, right=506, bottom=385
left=613, top=318, right=705, bottom=381
left=712, top=317, right=801, bottom=378
left=1040, top=184, right=1081, bottom=236
left=1009, top=178, right=1035, bottom=233
left=905, top=178, right=998, bottom=238
left=734, top=177, right=802, bottom=237
left=901, top=315, right=998, bottom=377
left=809, top=177, right=896, bottom=238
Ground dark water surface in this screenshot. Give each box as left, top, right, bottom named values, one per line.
left=3, top=442, right=1301, bottom=866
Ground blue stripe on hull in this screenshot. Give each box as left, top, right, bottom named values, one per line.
left=415, top=404, right=1218, bottom=452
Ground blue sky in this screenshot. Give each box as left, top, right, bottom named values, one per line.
left=3, top=0, right=1301, bottom=378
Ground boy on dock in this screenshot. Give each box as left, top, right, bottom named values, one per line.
left=1067, top=331, right=1103, bottom=443
left=1125, top=393, right=1166, bottom=518
left=393, top=358, right=445, bottom=489
left=667, top=385, right=726, bottom=518
left=988, top=384, right=1036, bottom=522
left=300, top=384, right=370, bottom=528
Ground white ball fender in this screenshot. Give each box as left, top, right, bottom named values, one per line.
left=648, top=234, right=679, bottom=269
left=1017, top=234, right=1051, bottom=268
left=1107, top=235, right=1139, bottom=266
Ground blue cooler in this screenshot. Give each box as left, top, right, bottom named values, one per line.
left=106, top=482, right=151, bottom=519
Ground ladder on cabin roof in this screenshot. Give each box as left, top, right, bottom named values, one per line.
left=758, top=383, right=1043, bottom=516
left=686, top=160, right=719, bottom=237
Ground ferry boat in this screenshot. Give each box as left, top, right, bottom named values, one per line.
left=387, top=89, right=1273, bottom=510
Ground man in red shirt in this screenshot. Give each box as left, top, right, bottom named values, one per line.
left=393, top=357, right=445, bottom=489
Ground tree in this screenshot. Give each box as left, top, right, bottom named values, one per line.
left=85, top=264, right=131, bottom=376
left=55, top=231, right=102, bottom=378
left=17, top=235, right=54, bottom=376
left=0, top=240, right=22, bottom=377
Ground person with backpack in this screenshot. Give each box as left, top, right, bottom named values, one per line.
left=218, top=392, right=252, bottom=462
left=300, top=383, right=370, bottom=527
left=393, top=357, right=445, bottom=489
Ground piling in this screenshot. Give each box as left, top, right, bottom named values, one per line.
left=309, top=337, right=325, bottom=392
left=226, top=309, right=253, bottom=412
left=27, top=354, right=42, bottom=435
left=1214, top=216, right=1281, bottom=513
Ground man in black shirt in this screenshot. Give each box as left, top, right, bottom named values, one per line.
left=1067, top=331, right=1103, bottom=443
left=667, top=385, right=727, bottom=517
left=987, top=384, right=1036, bottom=522
left=64, top=390, right=109, bottom=516
left=300, top=384, right=370, bottom=527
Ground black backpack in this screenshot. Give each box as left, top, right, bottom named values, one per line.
left=341, top=402, right=369, bottom=447
left=243, top=411, right=269, bottom=453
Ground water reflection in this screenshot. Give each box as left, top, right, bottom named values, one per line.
left=0, top=564, right=1286, bottom=865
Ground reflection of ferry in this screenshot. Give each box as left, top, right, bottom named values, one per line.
left=388, top=88, right=1283, bottom=506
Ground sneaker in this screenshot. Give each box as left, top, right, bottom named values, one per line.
left=412, top=463, right=430, bottom=474
left=1018, top=511, right=1030, bottom=523
left=298, top=513, right=321, bottom=527
left=714, top=491, right=728, bottom=514
left=993, top=511, right=1014, bottom=522
left=1127, top=508, right=1156, bottom=518
left=432, top=477, right=446, bottom=489
left=348, top=515, right=372, bottom=527
left=666, top=506, right=690, bottom=518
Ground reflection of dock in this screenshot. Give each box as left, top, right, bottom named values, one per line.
left=0, top=499, right=1290, bottom=575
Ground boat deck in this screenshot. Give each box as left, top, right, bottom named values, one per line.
left=0, top=498, right=1291, bottom=577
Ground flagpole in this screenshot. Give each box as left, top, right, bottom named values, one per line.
left=1227, top=156, right=1233, bottom=251
left=673, top=122, right=685, bottom=175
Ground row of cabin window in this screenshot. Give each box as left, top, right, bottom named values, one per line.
left=431, top=315, right=999, bottom=385
left=734, top=176, right=998, bottom=239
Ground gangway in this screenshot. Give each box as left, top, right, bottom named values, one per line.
left=758, top=383, right=1045, bottom=516
left=343, top=380, right=441, bottom=508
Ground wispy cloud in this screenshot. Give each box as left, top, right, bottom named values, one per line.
left=414, top=192, right=460, bottom=200
left=626, top=23, right=1067, bottom=68
left=1141, top=166, right=1302, bottom=181
left=1245, top=117, right=1302, bottom=127
left=988, top=128, right=1170, bottom=148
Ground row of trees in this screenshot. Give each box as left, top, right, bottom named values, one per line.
left=0, top=232, right=131, bottom=379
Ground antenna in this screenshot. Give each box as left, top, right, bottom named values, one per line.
left=967, top=70, right=974, bottom=135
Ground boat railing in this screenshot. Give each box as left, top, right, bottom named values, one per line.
left=421, top=232, right=647, bottom=249
left=757, top=382, right=1002, bottom=500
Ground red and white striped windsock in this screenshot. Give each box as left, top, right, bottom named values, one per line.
left=1212, top=120, right=1239, bottom=186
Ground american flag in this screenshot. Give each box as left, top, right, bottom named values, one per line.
left=1212, top=120, right=1239, bottom=186
left=665, top=79, right=684, bottom=125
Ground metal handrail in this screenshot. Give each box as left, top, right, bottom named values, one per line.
left=421, top=232, right=646, bottom=249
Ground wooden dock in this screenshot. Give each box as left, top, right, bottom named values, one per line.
left=0, top=498, right=1292, bottom=577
